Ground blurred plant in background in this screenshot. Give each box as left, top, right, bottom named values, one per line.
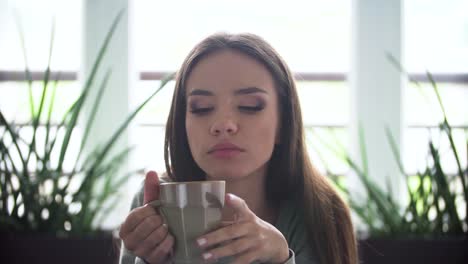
left=0, top=11, right=172, bottom=236
left=312, top=65, right=467, bottom=238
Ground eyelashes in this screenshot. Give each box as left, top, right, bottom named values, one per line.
left=237, top=104, right=265, bottom=112
left=189, top=106, right=214, bottom=114
left=189, top=102, right=265, bottom=115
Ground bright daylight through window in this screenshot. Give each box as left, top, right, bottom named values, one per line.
left=0, top=0, right=467, bottom=231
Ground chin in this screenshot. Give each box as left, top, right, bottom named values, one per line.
left=204, top=169, right=249, bottom=181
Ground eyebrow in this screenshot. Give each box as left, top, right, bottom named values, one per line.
left=187, top=87, right=267, bottom=97
left=234, top=87, right=267, bottom=95
left=188, top=89, right=214, bottom=96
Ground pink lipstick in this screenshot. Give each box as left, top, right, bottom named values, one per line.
left=208, top=142, right=244, bottom=158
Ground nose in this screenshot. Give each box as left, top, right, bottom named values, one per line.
left=209, top=116, right=238, bottom=136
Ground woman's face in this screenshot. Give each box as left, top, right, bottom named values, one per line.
left=185, top=49, right=280, bottom=181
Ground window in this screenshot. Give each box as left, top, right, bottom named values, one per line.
left=404, top=0, right=468, bottom=175
left=2, top=0, right=466, bottom=230
left=0, top=0, right=82, bottom=72
left=131, top=0, right=352, bottom=175
left=0, top=0, right=82, bottom=172
left=3, top=0, right=466, bottom=179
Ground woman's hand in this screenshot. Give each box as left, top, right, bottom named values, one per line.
left=119, top=171, right=175, bottom=264
left=196, top=193, right=290, bottom=264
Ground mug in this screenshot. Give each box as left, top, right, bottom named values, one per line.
left=150, top=181, right=225, bottom=264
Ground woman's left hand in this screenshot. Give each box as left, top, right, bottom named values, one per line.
left=196, top=193, right=290, bottom=264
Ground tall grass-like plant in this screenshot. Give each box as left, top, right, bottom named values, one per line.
left=317, top=68, right=467, bottom=238
left=0, top=11, right=173, bottom=236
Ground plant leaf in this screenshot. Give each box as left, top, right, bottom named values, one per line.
left=85, top=73, right=174, bottom=177
left=358, top=123, right=369, bottom=177
left=428, top=141, right=463, bottom=233
left=57, top=10, right=125, bottom=172
left=74, top=69, right=112, bottom=171
left=13, top=11, right=34, bottom=119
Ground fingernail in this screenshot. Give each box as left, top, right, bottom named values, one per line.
left=202, top=252, right=212, bottom=260
left=197, top=238, right=207, bottom=246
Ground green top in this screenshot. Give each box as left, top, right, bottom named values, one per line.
left=275, top=198, right=318, bottom=263
left=119, top=183, right=318, bottom=264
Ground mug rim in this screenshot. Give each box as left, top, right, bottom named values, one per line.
left=160, top=180, right=225, bottom=186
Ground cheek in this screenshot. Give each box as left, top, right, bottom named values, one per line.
left=185, top=118, right=204, bottom=157
left=249, top=114, right=279, bottom=155
left=185, top=119, right=196, bottom=148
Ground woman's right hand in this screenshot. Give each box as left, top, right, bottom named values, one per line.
left=119, top=171, right=175, bottom=264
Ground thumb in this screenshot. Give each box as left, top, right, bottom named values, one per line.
left=224, top=193, right=253, bottom=221
left=144, top=170, right=160, bottom=204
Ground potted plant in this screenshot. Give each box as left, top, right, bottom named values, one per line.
left=0, top=11, right=172, bottom=263
left=318, top=67, right=467, bottom=263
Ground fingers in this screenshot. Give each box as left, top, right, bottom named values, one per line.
left=119, top=205, right=158, bottom=237
left=144, top=170, right=160, bottom=204
left=224, top=193, right=254, bottom=221
left=142, top=223, right=169, bottom=247
left=132, top=224, right=169, bottom=258
left=119, top=170, right=175, bottom=262
left=145, top=233, right=175, bottom=263
left=130, top=215, right=164, bottom=243
left=197, top=194, right=290, bottom=263
left=197, top=221, right=252, bottom=249
left=201, top=236, right=257, bottom=263
left=120, top=205, right=174, bottom=263
left=120, top=213, right=164, bottom=251
left=219, top=220, right=236, bottom=227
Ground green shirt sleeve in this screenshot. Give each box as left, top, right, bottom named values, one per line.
left=275, top=200, right=319, bottom=264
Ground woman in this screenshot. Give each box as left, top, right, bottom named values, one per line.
left=119, top=33, right=357, bottom=264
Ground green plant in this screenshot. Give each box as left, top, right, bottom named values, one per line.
left=315, top=70, right=467, bottom=239
left=0, top=11, right=173, bottom=235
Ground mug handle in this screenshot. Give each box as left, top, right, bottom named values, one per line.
left=147, top=200, right=169, bottom=228
left=148, top=200, right=162, bottom=208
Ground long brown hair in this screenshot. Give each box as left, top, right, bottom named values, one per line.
left=164, top=33, right=357, bottom=264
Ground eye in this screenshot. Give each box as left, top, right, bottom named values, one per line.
left=188, top=99, right=214, bottom=115
left=238, top=104, right=265, bottom=113
left=189, top=106, right=214, bottom=115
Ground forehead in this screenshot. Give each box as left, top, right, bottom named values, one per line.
left=185, top=49, right=276, bottom=95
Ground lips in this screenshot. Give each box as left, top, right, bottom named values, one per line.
left=208, top=142, right=244, bottom=158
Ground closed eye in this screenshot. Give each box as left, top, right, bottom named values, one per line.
left=190, top=107, right=214, bottom=115
left=238, top=105, right=264, bottom=112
